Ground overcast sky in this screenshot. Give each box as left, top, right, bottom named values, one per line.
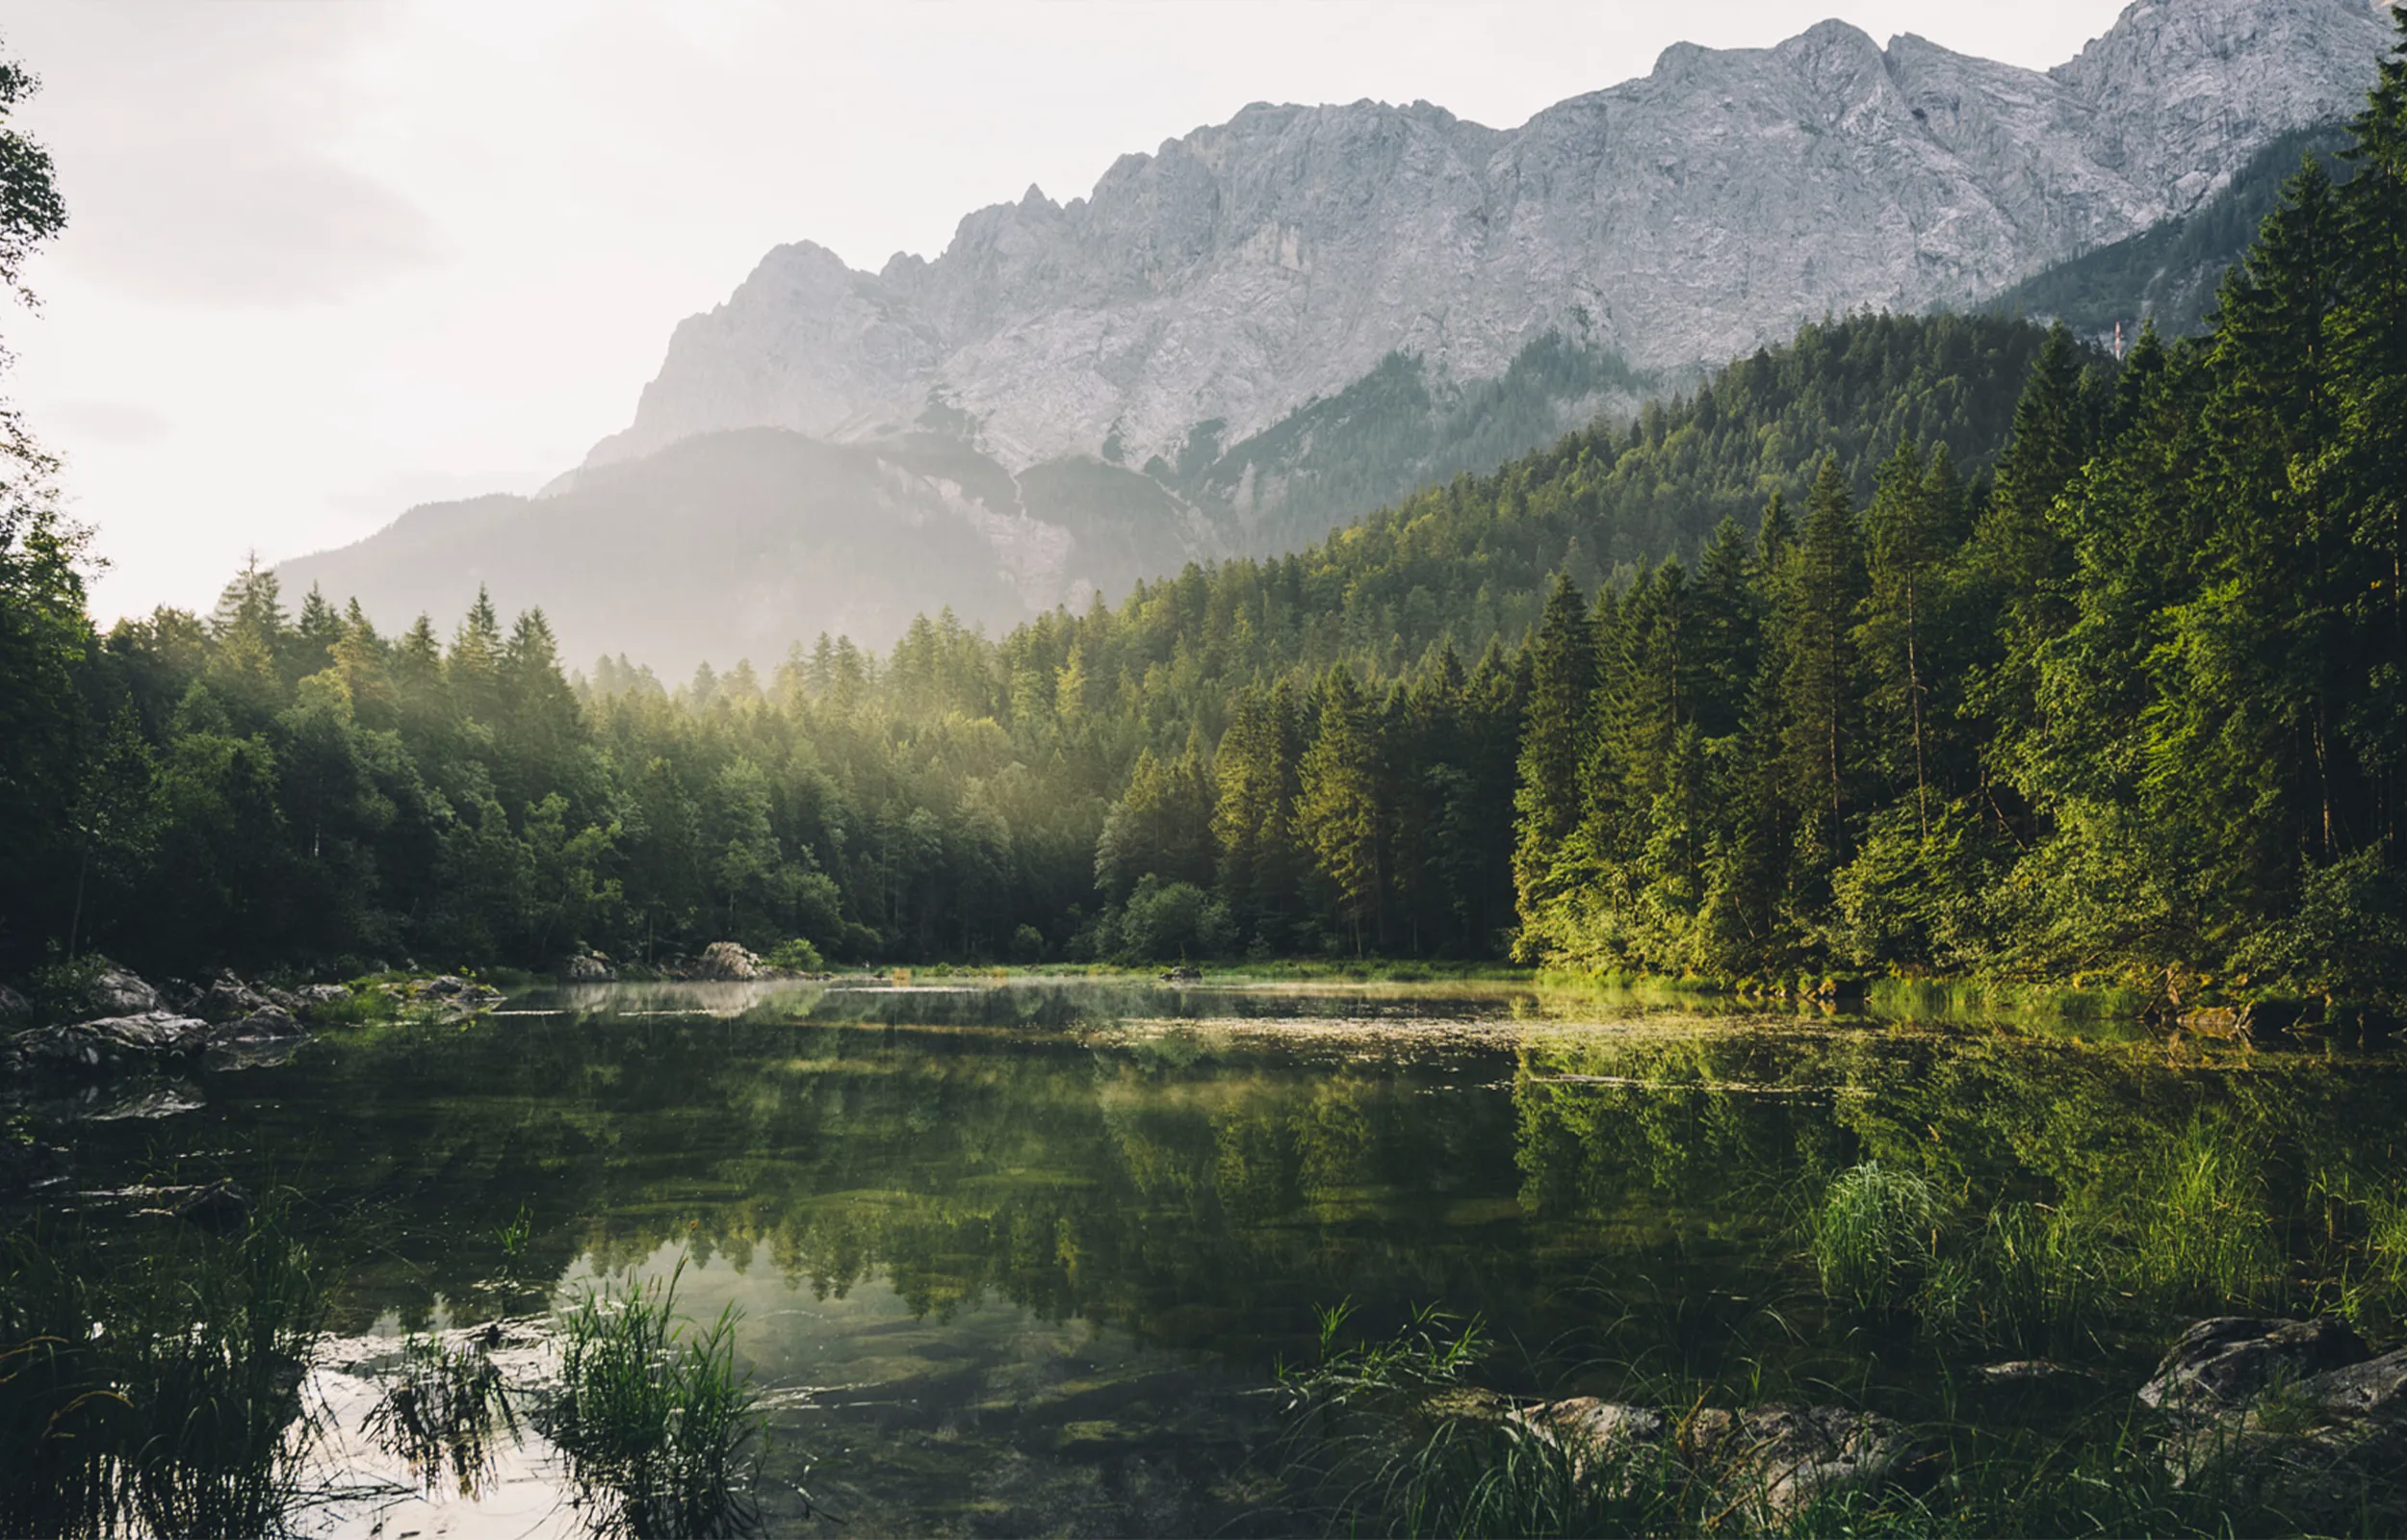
left=1, top=0, right=2135, bottom=625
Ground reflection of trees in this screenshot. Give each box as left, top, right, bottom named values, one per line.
left=1511, top=1024, right=2407, bottom=1290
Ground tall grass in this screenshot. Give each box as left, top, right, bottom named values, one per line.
left=1918, top=1201, right=2108, bottom=1356
left=362, top=1332, right=519, bottom=1501
left=549, top=1261, right=763, bottom=1538
left=2118, top=1116, right=2283, bottom=1311
left=0, top=1212, right=324, bottom=1539
left=1810, top=1162, right=1943, bottom=1311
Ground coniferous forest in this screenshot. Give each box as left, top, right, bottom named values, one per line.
left=8, top=23, right=2407, bottom=1005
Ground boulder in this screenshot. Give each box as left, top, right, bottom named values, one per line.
left=298, top=984, right=350, bottom=1009
left=1703, top=1403, right=1928, bottom=1525
left=1512, top=1399, right=1928, bottom=1523
left=562, top=951, right=615, bottom=982
left=198, top=975, right=270, bottom=1022
left=692, top=942, right=760, bottom=981
left=2160, top=1347, right=2407, bottom=1507
left=2139, top=1317, right=2371, bottom=1416
left=85, top=964, right=161, bottom=1015
left=1159, top=964, right=1204, bottom=984
left=226, top=1004, right=306, bottom=1040
left=6, top=1012, right=215, bottom=1073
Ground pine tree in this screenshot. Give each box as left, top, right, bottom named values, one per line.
left=1296, top=665, right=1383, bottom=952
left=1778, top=456, right=1868, bottom=895
left=1512, top=574, right=1594, bottom=956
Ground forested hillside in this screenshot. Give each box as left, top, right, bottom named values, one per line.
left=8, top=14, right=2407, bottom=1000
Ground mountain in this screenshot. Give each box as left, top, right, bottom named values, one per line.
left=1988, top=123, right=2357, bottom=343
left=283, top=0, right=2398, bottom=671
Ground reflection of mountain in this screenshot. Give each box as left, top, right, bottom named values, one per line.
left=280, top=0, right=2398, bottom=670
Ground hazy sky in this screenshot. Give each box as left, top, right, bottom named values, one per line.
left=1, top=1, right=2135, bottom=624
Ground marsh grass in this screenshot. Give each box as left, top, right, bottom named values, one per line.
left=549, top=1261, right=763, bottom=1538
left=1810, top=1162, right=1944, bottom=1311
left=2116, top=1116, right=2284, bottom=1311
left=1918, top=1201, right=2109, bottom=1355
left=0, top=1210, right=324, bottom=1539
left=362, top=1332, right=519, bottom=1501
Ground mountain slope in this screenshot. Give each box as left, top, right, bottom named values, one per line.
left=282, top=1, right=2401, bottom=670
left=585, top=0, right=2391, bottom=481
left=1988, top=123, right=2356, bottom=341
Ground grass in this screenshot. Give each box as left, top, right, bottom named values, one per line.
left=1277, top=1304, right=2407, bottom=1537
left=361, top=1331, right=519, bottom=1502
left=1809, top=1162, right=1944, bottom=1311
left=549, top=1260, right=764, bottom=1538
left=0, top=1209, right=324, bottom=1539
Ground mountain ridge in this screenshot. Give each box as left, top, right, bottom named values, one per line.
left=281, top=0, right=2399, bottom=671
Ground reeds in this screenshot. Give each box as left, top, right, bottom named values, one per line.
left=1809, top=1162, right=1943, bottom=1311
left=547, top=1260, right=763, bottom=1539
left=0, top=1211, right=324, bottom=1539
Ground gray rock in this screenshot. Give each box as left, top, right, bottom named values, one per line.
left=586, top=0, right=2387, bottom=486
left=692, top=942, right=760, bottom=981
left=85, top=964, right=162, bottom=1015
left=227, top=1004, right=305, bottom=1040
left=198, top=976, right=269, bottom=1022
left=7, top=1012, right=215, bottom=1073
left=2139, top=1317, right=2372, bottom=1416
left=298, top=983, right=351, bottom=1007
left=562, top=951, right=615, bottom=982
left=1514, top=1399, right=1927, bottom=1522
left=0, top=984, right=30, bottom=1023
left=1703, top=1403, right=1929, bottom=1525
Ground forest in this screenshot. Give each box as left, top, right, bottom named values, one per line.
left=6, top=21, right=2407, bottom=1002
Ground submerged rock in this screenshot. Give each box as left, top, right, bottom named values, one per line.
left=692, top=941, right=761, bottom=981
left=2139, top=1317, right=2371, bottom=1415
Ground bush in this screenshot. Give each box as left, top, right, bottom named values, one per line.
left=1114, top=877, right=1234, bottom=963
left=762, top=937, right=823, bottom=973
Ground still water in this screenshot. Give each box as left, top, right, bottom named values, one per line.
left=55, top=978, right=2407, bottom=1534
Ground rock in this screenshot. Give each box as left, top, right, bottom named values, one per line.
left=6, top=1012, right=215, bottom=1073
left=0, top=985, right=30, bottom=1023
left=1704, top=1403, right=1929, bottom=1525
left=1159, top=965, right=1203, bottom=984
left=562, top=951, right=615, bottom=982
left=1513, top=1398, right=1928, bottom=1522
left=1972, top=1359, right=2101, bottom=1388
left=84, top=964, right=160, bottom=1015
left=226, top=1004, right=306, bottom=1040
left=298, top=983, right=350, bottom=1007
left=198, top=975, right=269, bottom=1022
left=414, top=975, right=501, bottom=1005
left=2139, top=1317, right=2372, bottom=1416
left=1513, top=1399, right=1671, bottom=1488
left=2160, top=1346, right=2407, bottom=1507
left=692, top=942, right=760, bottom=981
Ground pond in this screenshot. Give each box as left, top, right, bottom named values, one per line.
left=31, top=978, right=2407, bottom=1535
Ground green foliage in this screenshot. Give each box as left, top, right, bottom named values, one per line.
left=550, top=1262, right=764, bottom=1539
left=1809, top=1161, right=1943, bottom=1311
left=0, top=1214, right=325, bottom=1540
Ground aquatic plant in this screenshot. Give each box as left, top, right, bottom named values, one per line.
left=548, top=1261, right=763, bottom=1538
left=2115, top=1116, right=2283, bottom=1311
left=362, top=1331, right=519, bottom=1502
left=1811, top=1162, right=1944, bottom=1311
left=0, top=1211, right=324, bottom=1539
left=1918, top=1201, right=2107, bottom=1355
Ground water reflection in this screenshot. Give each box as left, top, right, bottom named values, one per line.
left=40, top=980, right=2407, bottom=1534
